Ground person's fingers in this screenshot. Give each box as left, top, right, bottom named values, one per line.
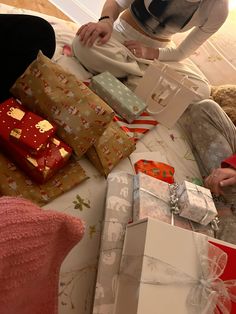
left=76, top=23, right=88, bottom=36
left=220, top=176, right=236, bottom=187
left=80, top=25, right=97, bottom=45
left=98, top=32, right=111, bottom=44
left=204, top=170, right=222, bottom=195
left=87, top=29, right=100, bottom=46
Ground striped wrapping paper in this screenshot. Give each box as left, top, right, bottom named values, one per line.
left=113, top=111, right=158, bottom=142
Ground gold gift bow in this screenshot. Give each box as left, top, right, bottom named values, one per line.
left=119, top=234, right=236, bottom=314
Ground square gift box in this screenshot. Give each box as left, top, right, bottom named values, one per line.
left=10, top=111, right=57, bottom=154
left=0, top=97, right=26, bottom=140
left=0, top=97, right=57, bottom=154
left=114, top=218, right=236, bottom=314
left=176, top=180, right=218, bottom=226
left=90, top=71, right=147, bottom=123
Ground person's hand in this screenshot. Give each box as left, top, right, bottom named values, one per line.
left=124, top=40, right=159, bottom=60
left=204, top=167, right=236, bottom=196
left=76, top=20, right=113, bottom=46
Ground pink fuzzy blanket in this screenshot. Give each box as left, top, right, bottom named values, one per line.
left=0, top=196, right=85, bottom=314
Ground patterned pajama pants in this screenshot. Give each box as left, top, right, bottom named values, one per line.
left=179, top=99, right=236, bottom=243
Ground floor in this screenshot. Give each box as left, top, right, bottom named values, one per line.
left=0, top=0, right=70, bottom=20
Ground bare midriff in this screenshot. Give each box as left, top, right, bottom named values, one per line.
left=120, top=9, right=170, bottom=42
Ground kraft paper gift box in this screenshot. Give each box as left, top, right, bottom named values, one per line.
left=90, top=71, right=147, bottom=123
left=10, top=51, right=114, bottom=158
left=133, top=172, right=215, bottom=236
left=86, top=121, right=135, bottom=176
left=176, top=180, right=218, bottom=226
left=93, top=172, right=134, bottom=314
left=114, top=218, right=236, bottom=314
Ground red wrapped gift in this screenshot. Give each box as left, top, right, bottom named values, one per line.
left=208, top=240, right=236, bottom=313
left=0, top=136, right=72, bottom=183
left=0, top=97, right=26, bottom=140
left=134, top=159, right=175, bottom=184
left=10, top=111, right=57, bottom=154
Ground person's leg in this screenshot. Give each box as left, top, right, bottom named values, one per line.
left=179, top=99, right=236, bottom=206
left=0, top=14, right=56, bottom=102
left=179, top=99, right=236, bottom=174
left=179, top=99, right=236, bottom=243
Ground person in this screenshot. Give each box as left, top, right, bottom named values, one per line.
left=0, top=14, right=56, bottom=103
left=72, top=0, right=228, bottom=98
left=179, top=99, right=236, bottom=243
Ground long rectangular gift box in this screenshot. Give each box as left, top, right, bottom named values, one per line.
left=93, top=172, right=134, bottom=314
left=114, top=218, right=236, bottom=314
left=90, top=71, right=147, bottom=123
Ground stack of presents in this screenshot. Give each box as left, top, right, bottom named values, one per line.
left=1, top=51, right=236, bottom=313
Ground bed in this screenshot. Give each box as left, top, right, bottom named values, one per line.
left=0, top=3, right=236, bottom=314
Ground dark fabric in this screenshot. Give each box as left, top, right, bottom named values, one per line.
left=0, top=14, right=56, bottom=102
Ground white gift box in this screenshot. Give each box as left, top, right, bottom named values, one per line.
left=114, top=218, right=236, bottom=314
left=176, top=180, right=218, bottom=226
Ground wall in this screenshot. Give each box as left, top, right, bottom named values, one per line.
left=49, top=0, right=105, bottom=25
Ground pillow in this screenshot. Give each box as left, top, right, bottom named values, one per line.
left=10, top=51, right=114, bottom=158
left=211, top=85, right=236, bottom=125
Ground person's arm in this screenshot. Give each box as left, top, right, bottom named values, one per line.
left=77, top=0, right=124, bottom=46
left=125, top=0, right=228, bottom=61
left=158, top=1, right=229, bottom=62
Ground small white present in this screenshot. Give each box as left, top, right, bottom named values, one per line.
left=174, top=180, right=218, bottom=226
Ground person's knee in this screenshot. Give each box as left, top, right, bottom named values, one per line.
left=72, top=36, right=95, bottom=69
left=189, top=99, right=220, bottom=120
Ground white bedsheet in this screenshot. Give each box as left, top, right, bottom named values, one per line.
left=1, top=3, right=235, bottom=314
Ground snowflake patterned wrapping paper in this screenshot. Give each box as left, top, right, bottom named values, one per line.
left=176, top=181, right=218, bottom=226
left=10, top=52, right=114, bottom=159
left=133, top=173, right=214, bottom=237
left=93, top=172, right=133, bottom=314
left=90, top=71, right=147, bottom=123
left=114, top=218, right=236, bottom=314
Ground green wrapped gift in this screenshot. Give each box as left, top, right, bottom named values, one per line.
left=90, top=71, right=147, bottom=123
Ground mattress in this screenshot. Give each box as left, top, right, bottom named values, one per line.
left=1, top=3, right=235, bottom=314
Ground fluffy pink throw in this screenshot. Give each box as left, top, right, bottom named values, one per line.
left=0, top=196, right=85, bottom=314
